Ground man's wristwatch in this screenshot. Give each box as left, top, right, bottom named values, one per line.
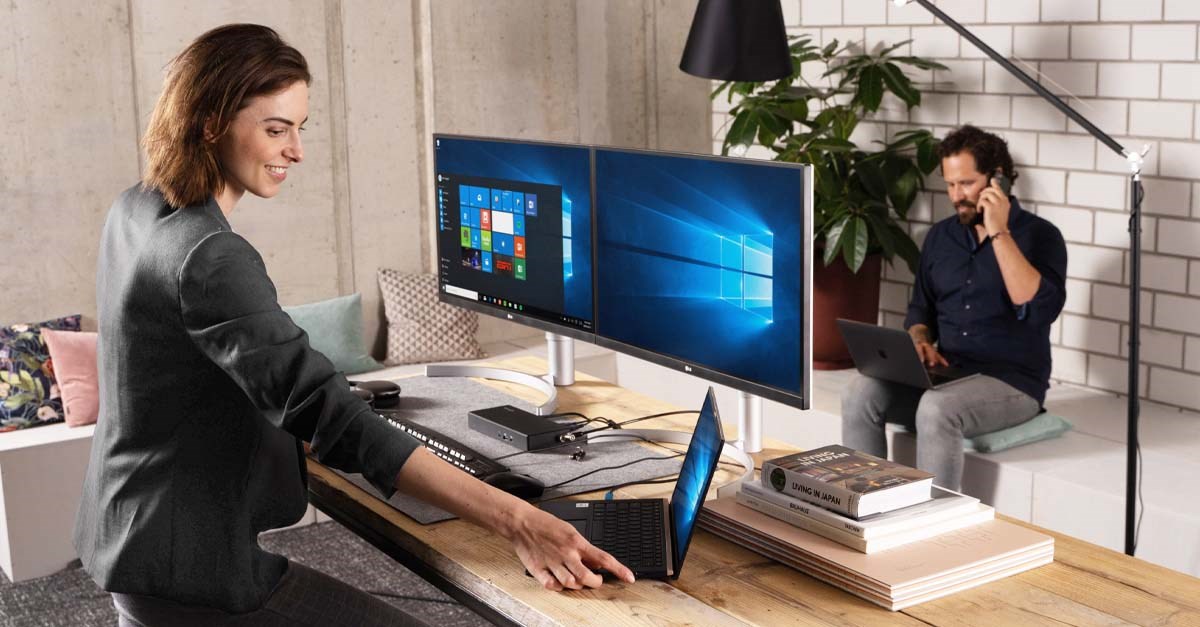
left=989, top=230, right=1011, bottom=241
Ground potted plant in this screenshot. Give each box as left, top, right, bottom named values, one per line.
left=712, top=36, right=946, bottom=369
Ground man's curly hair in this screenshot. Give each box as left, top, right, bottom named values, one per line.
left=937, top=125, right=1018, bottom=184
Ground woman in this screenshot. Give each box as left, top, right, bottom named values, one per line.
left=74, top=24, right=631, bottom=626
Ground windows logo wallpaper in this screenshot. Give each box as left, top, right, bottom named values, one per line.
left=435, top=137, right=592, bottom=324
left=595, top=150, right=805, bottom=395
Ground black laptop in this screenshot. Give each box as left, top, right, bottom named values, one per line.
left=540, top=387, right=725, bottom=579
left=837, top=319, right=977, bottom=390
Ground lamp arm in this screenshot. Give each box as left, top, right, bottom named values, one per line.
left=909, top=0, right=1133, bottom=164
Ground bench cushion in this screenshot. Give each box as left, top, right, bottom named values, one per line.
left=283, top=293, right=383, bottom=375
left=966, top=412, right=1073, bottom=453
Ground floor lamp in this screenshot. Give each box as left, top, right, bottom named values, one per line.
left=889, top=0, right=1148, bottom=556
left=681, top=0, right=1148, bottom=557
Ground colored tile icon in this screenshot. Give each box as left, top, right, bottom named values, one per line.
left=480, top=230, right=492, bottom=252
left=481, top=209, right=492, bottom=230
left=514, top=213, right=525, bottom=236
left=460, top=226, right=471, bottom=247
left=515, top=258, right=526, bottom=280
left=514, top=236, right=525, bottom=259
left=482, top=251, right=493, bottom=273
left=525, top=194, right=537, bottom=216
left=470, top=228, right=482, bottom=249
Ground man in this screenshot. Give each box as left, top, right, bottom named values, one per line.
left=841, top=125, right=1067, bottom=491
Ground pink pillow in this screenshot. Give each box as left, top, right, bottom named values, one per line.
left=41, top=330, right=99, bottom=427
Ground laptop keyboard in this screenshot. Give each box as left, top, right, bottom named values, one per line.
left=592, top=500, right=666, bottom=572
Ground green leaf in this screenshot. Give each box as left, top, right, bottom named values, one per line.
left=725, top=110, right=754, bottom=149
left=876, top=39, right=913, bottom=58
left=822, top=40, right=840, bottom=58
left=842, top=216, right=869, bottom=273
left=0, top=371, right=10, bottom=384
left=917, top=137, right=939, bottom=173
left=880, top=62, right=919, bottom=108
left=890, top=56, right=949, bottom=71
left=19, top=370, right=34, bottom=389
left=890, top=169, right=920, bottom=217
left=823, top=215, right=850, bottom=267
left=857, top=65, right=884, bottom=112
left=866, top=213, right=897, bottom=259
left=889, top=223, right=921, bottom=274
left=777, top=98, right=808, bottom=122
left=856, top=159, right=887, bottom=200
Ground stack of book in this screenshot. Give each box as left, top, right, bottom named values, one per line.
left=744, top=445, right=993, bottom=553
left=697, top=445, right=1054, bottom=610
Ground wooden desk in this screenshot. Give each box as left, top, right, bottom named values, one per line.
left=307, top=357, right=1200, bottom=626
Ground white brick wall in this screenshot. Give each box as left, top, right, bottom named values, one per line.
left=725, top=0, right=1200, bottom=412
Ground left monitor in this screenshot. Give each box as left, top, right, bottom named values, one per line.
left=434, top=135, right=594, bottom=341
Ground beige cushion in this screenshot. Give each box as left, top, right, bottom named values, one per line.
left=377, top=269, right=485, bottom=365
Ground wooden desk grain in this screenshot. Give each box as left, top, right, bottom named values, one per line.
left=307, top=357, right=1200, bottom=626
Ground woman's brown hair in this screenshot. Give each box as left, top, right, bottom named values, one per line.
left=142, top=24, right=311, bottom=208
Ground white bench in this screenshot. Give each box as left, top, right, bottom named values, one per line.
left=0, top=422, right=94, bottom=582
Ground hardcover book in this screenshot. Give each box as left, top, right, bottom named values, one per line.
left=740, top=481, right=983, bottom=539
left=735, top=488, right=993, bottom=553
left=762, top=445, right=933, bottom=518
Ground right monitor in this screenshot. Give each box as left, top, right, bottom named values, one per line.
left=593, top=148, right=813, bottom=409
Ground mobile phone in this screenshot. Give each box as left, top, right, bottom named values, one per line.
left=973, top=172, right=1012, bottom=226
left=989, top=172, right=1012, bottom=196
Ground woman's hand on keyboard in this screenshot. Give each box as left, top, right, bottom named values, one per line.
left=507, top=505, right=635, bottom=591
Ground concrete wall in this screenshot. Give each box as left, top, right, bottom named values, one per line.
left=713, top=0, right=1200, bottom=413
left=0, top=0, right=711, bottom=354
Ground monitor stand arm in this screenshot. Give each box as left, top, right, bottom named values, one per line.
left=736, top=391, right=763, bottom=455
left=424, top=332, right=576, bottom=416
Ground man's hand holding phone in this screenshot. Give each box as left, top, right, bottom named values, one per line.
left=978, top=172, right=1012, bottom=239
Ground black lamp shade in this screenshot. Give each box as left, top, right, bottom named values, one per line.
left=679, top=0, right=792, bottom=82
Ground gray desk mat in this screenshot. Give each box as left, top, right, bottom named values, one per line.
left=334, top=375, right=683, bottom=524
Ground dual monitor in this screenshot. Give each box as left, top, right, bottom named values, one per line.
left=434, top=135, right=813, bottom=410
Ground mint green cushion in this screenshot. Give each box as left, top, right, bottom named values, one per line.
left=965, top=412, right=1073, bottom=453
left=283, top=293, right=383, bottom=375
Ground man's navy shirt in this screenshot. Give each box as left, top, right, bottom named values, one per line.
left=904, top=198, right=1067, bottom=406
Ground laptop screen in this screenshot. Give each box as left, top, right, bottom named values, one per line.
left=669, top=388, right=725, bottom=571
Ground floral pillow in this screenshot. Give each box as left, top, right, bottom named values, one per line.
left=0, top=314, right=81, bottom=432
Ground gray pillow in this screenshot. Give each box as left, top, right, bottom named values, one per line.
left=283, top=293, right=383, bottom=375
left=377, top=270, right=485, bottom=366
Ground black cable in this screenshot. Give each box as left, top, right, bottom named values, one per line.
left=611, top=409, right=700, bottom=428
left=540, top=452, right=685, bottom=491
left=366, top=591, right=459, bottom=605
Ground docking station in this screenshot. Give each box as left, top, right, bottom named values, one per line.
left=468, top=405, right=586, bottom=451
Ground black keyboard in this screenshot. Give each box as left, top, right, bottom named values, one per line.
left=379, top=413, right=509, bottom=479
left=592, top=499, right=666, bottom=572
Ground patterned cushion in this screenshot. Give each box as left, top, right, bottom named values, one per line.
left=0, top=314, right=81, bottom=432
left=377, top=270, right=485, bottom=366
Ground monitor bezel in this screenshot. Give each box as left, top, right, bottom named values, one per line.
left=432, top=133, right=597, bottom=343
left=591, top=146, right=814, bottom=410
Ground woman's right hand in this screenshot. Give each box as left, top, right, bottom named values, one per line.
left=505, top=504, right=635, bottom=591
left=914, top=340, right=949, bottom=368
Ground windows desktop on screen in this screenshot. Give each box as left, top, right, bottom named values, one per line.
left=434, top=136, right=593, bottom=334
left=594, top=149, right=806, bottom=398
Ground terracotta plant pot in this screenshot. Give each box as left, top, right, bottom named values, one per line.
left=812, top=253, right=882, bottom=370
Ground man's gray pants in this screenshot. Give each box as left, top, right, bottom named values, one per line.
left=840, top=374, right=1039, bottom=491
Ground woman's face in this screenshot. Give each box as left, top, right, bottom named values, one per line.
left=214, top=80, right=308, bottom=212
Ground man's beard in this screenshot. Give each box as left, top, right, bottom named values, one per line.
left=955, top=200, right=978, bottom=225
